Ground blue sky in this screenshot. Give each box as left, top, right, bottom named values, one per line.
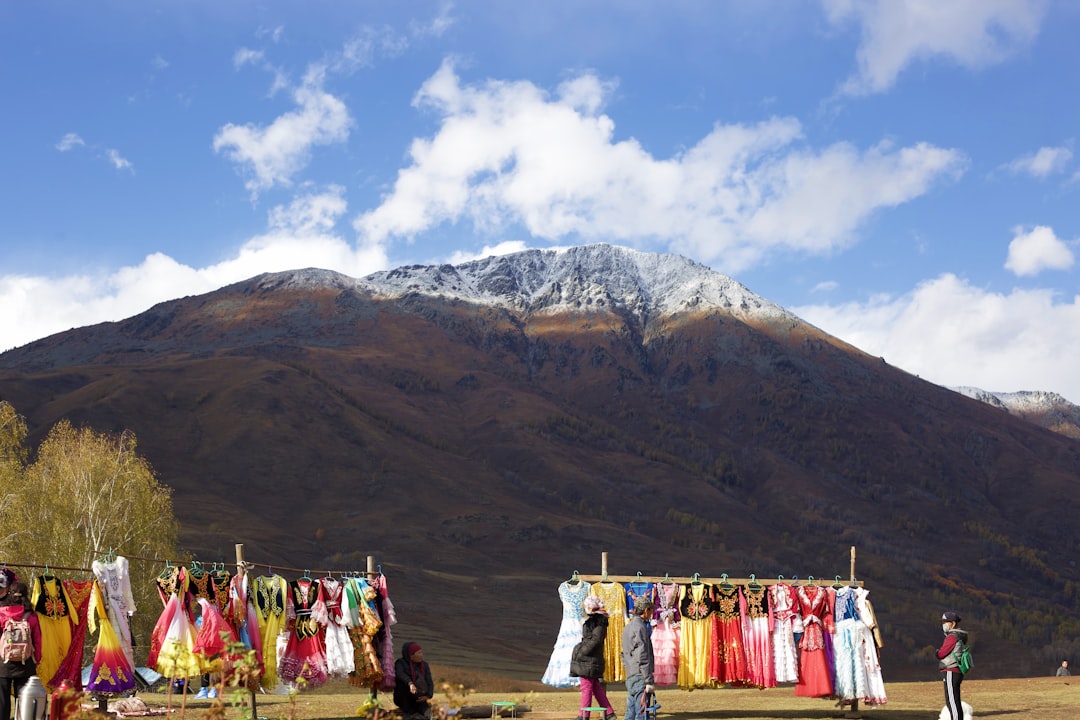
left=3, top=1, right=1079, bottom=402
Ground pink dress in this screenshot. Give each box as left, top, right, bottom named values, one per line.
left=740, top=584, right=775, bottom=688
left=650, top=583, right=681, bottom=686
left=769, top=583, right=799, bottom=683
left=193, top=597, right=239, bottom=672
left=278, top=579, right=329, bottom=688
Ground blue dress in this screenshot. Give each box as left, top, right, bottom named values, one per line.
left=541, top=580, right=591, bottom=687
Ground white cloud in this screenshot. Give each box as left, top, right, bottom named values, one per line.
left=824, top=0, right=1047, bottom=95
left=106, top=148, right=134, bottom=173
left=1005, top=225, right=1075, bottom=276
left=152, top=54, right=169, bottom=70
left=233, top=48, right=265, bottom=69
left=1004, top=145, right=1073, bottom=178
left=354, top=61, right=966, bottom=272
left=795, top=273, right=1080, bottom=404
left=213, top=66, right=352, bottom=198
left=0, top=188, right=387, bottom=354
left=812, top=280, right=839, bottom=293
left=55, top=133, right=85, bottom=152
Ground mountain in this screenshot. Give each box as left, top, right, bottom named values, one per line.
left=1, top=244, right=1078, bottom=681
left=953, top=387, right=1080, bottom=440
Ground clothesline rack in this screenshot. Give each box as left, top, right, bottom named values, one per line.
left=572, top=547, right=863, bottom=588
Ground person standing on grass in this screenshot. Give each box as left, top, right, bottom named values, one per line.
left=621, top=597, right=655, bottom=720
left=570, top=596, right=617, bottom=720
left=0, top=582, right=43, bottom=720
left=936, top=611, right=968, bottom=720
left=394, top=642, right=433, bottom=720
left=1055, top=660, right=1070, bottom=677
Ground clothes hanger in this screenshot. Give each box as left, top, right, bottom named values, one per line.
left=567, top=570, right=581, bottom=586
left=719, top=573, right=733, bottom=591
left=660, top=573, right=673, bottom=585
left=832, top=575, right=845, bottom=589
left=748, top=573, right=762, bottom=591
left=690, top=572, right=702, bottom=585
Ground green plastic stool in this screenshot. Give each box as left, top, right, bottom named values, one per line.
left=491, top=701, right=517, bottom=718
left=581, top=706, right=607, bottom=718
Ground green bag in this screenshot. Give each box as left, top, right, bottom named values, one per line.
left=956, top=644, right=973, bottom=675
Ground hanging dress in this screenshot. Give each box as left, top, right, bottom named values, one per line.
left=311, top=577, right=355, bottom=678
left=651, top=582, right=681, bottom=687
left=192, top=596, right=239, bottom=673
left=371, top=573, right=398, bottom=692
left=677, top=582, right=716, bottom=690
left=92, top=556, right=137, bottom=669
left=832, top=587, right=887, bottom=706
left=85, top=581, right=136, bottom=694
left=794, top=584, right=834, bottom=698
left=343, top=577, right=383, bottom=688
left=592, top=580, right=627, bottom=682
left=278, top=578, right=329, bottom=688
left=51, top=579, right=94, bottom=690
left=769, top=582, right=799, bottom=683
left=741, top=583, right=775, bottom=688
left=225, top=571, right=263, bottom=664
left=710, top=584, right=749, bottom=686
left=254, top=574, right=288, bottom=691
left=541, top=579, right=591, bottom=687
left=31, top=574, right=75, bottom=690
left=152, top=587, right=201, bottom=679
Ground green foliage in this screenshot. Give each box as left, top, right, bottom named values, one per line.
left=0, top=402, right=181, bottom=663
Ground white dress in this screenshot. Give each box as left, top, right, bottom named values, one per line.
left=311, top=578, right=355, bottom=678
left=832, top=586, right=887, bottom=705
left=769, top=583, right=799, bottom=683
left=92, top=556, right=137, bottom=668
left=541, top=580, right=591, bottom=687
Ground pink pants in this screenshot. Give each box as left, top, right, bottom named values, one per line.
left=579, top=676, right=614, bottom=715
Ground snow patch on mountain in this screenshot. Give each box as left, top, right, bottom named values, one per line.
left=953, top=386, right=1080, bottom=425
left=354, top=243, right=795, bottom=324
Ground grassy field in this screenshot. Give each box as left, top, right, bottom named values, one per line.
left=144, top=675, right=1078, bottom=720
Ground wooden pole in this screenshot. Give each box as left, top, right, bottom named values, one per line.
left=850, top=545, right=857, bottom=584
left=235, top=544, right=259, bottom=720
left=601, top=552, right=608, bottom=579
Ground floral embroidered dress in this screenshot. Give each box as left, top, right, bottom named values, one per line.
left=254, top=574, right=288, bottom=691
left=51, top=579, right=94, bottom=689
left=832, top=587, right=887, bottom=706
left=343, top=577, right=383, bottom=688
left=740, top=583, right=775, bottom=688
left=541, top=580, right=591, bottom=687
left=86, top=581, right=136, bottom=694
left=279, top=579, right=329, bottom=688
left=92, top=557, right=137, bottom=669
left=769, top=583, right=799, bottom=683
left=371, top=574, right=398, bottom=692
left=710, top=584, right=749, bottom=686
left=795, top=585, right=834, bottom=698
left=31, top=574, right=75, bottom=690
left=592, top=581, right=627, bottom=682
left=311, top=577, right=355, bottom=678
left=678, top=582, right=716, bottom=690
left=651, top=582, right=681, bottom=686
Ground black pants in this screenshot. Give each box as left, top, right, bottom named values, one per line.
left=0, top=675, right=31, bottom=720
left=943, top=670, right=963, bottom=719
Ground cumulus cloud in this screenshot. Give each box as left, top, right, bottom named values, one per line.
left=824, top=0, right=1047, bottom=95
left=1004, top=145, right=1073, bottom=178
left=213, top=66, right=352, bottom=198
left=354, top=61, right=966, bottom=272
left=795, top=273, right=1080, bottom=404
left=0, top=188, right=387, bottom=353
left=55, top=133, right=85, bottom=152
left=106, top=148, right=134, bottom=173
left=233, top=47, right=265, bottom=69
left=446, top=240, right=531, bottom=265
left=1005, top=225, right=1075, bottom=276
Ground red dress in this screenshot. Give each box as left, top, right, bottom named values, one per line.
left=278, top=579, right=329, bottom=687
left=794, top=585, right=834, bottom=697
left=710, top=584, right=749, bottom=685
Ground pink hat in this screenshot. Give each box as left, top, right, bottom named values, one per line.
left=583, top=596, right=605, bottom=614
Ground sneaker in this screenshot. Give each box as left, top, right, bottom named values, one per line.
left=194, top=688, right=209, bottom=700
left=208, top=688, right=218, bottom=699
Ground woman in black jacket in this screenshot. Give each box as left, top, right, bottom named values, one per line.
left=393, top=642, right=434, bottom=720
left=570, top=596, right=616, bottom=720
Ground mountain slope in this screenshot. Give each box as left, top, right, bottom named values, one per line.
left=1, top=244, right=1078, bottom=680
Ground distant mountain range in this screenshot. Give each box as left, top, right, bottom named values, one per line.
left=952, top=387, right=1080, bottom=440
left=1, top=244, right=1077, bottom=680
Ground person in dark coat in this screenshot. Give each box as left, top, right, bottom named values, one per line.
left=393, top=642, right=434, bottom=720
left=570, top=596, right=616, bottom=720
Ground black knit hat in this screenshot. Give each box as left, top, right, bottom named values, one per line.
left=941, top=611, right=962, bottom=624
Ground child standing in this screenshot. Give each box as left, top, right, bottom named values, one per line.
left=936, top=611, right=968, bottom=720
left=570, top=596, right=616, bottom=720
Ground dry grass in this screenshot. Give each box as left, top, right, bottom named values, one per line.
left=138, top=675, right=1079, bottom=720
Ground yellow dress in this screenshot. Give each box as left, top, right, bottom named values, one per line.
left=254, top=574, right=288, bottom=690
left=31, top=575, right=75, bottom=690
left=678, top=583, right=715, bottom=689
left=592, top=581, right=627, bottom=682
